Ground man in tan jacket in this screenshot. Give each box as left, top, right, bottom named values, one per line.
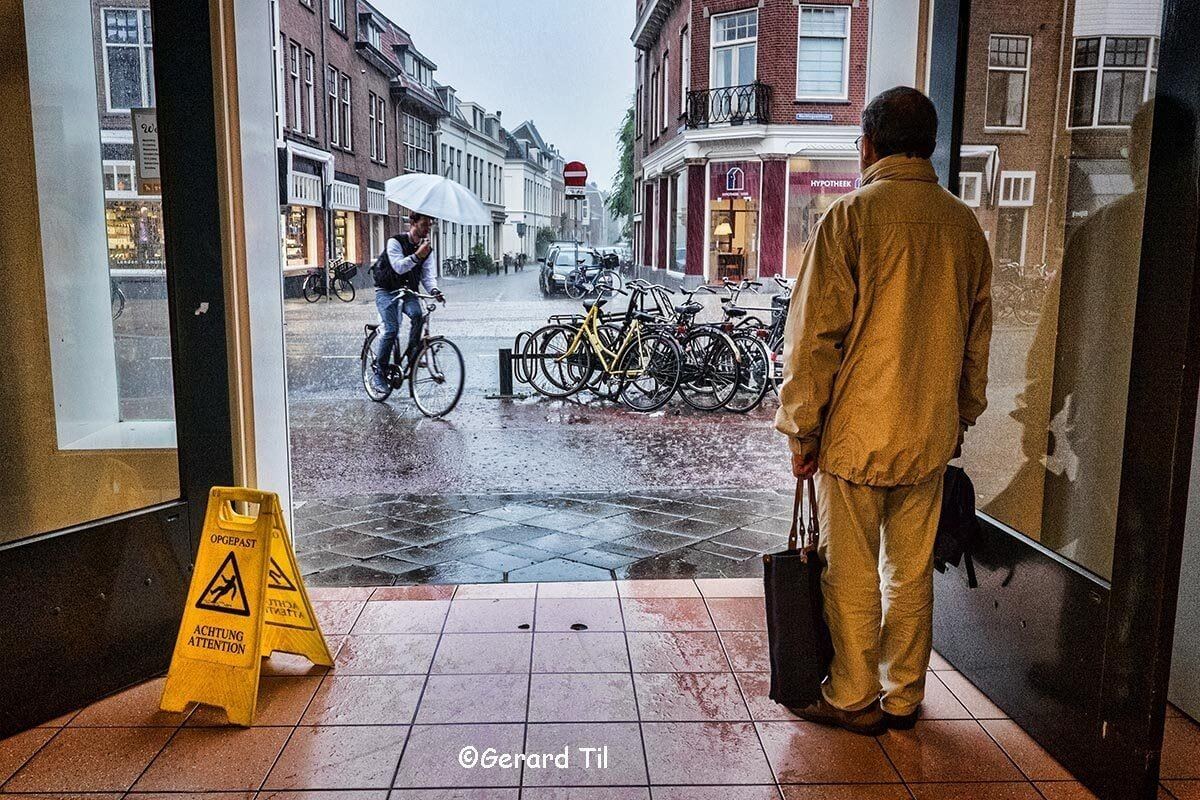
left=775, top=87, right=992, bottom=734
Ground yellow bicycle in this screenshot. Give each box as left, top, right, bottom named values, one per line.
left=524, top=288, right=682, bottom=411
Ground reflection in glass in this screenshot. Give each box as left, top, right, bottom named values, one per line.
left=959, top=0, right=1161, bottom=579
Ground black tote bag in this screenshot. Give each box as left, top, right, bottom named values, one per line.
left=763, top=476, right=833, bottom=707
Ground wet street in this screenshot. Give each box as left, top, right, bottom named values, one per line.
left=284, top=266, right=791, bottom=501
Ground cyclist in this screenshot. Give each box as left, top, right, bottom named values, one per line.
left=368, top=211, right=445, bottom=394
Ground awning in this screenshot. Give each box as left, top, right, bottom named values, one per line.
left=960, top=144, right=999, bottom=200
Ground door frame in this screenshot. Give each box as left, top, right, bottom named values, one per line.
left=927, top=0, right=1200, bottom=796
left=0, top=0, right=236, bottom=737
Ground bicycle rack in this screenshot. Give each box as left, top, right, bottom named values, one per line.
left=484, top=344, right=531, bottom=400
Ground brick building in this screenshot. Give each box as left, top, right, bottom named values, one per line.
left=273, top=0, right=445, bottom=284
left=631, top=0, right=889, bottom=284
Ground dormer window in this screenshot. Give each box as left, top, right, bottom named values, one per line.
left=366, top=20, right=382, bottom=50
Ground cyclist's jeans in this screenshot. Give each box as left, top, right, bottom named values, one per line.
left=374, top=289, right=425, bottom=372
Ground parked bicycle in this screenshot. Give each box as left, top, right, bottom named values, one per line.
left=442, top=257, right=469, bottom=278
left=564, top=256, right=624, bottom=300
left=360, top=289, right=465, bottom=418
left=304, top=256, right=357, bottom=303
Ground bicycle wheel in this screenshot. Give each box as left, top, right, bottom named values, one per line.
left=592, top=269, right=622, bottom=298
left=334, top=278, right=355, bottom=302
left=586, top=323, right=624, bottom=401
left=360, top=329, right=394, bottom=402
left=111, top=284, right=126, bottom=320
left=565, top=271, right=587, bottom=300
left=525, top=324, right=592, bottom=398
left=409, top=336, right=465, bottom=418
left=302, top=275, right=322, bottom=303
left=726, top=333, right=771, bottom=413
left=678, top=328, right=741, bottom=411
left=617, top=330, right=682, bottom=412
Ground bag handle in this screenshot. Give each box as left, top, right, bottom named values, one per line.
left=786, top=476, right=820, bottom=552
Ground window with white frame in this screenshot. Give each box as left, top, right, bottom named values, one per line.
left=327, top=66, right=340, bottom=147
left=366, top=20, right=382, bottom=50
left=304, top=51, right=316, bottom=136
left=797, top=6, right=850, bottom=100
left=986, top=35, right=1030, bottom=128
left=102, top=161, right=137, bottom=197
left=662, top=51, right=670, bottom=131
left=1070, top=36, right=1157, bottom=127
left=369, top=92, right=379, bottom=161
left=999, top=171, right=1035, bottom=206
left=102, top=8, right=154, bottom=111
left=404, top=113, right=434, bottom=173
left=340, top=73, right=352, bottom=149
left=680, top=27, right=690, bottom=116
left=959, top=172, right=983, bottom=207
left=274, top=24, right=284, bottom=139
left=329, top=0, right=345, bottom=31
left=711, top=10, right=758, bottom=89
left=288, top=42, right=301, bottom=131
left=996, top=171, right=1034, bottom=266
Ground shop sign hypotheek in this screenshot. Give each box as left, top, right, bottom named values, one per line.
left=790, top=171, right=861, bottom=195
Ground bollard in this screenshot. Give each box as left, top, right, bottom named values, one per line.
left=485, top=347, right=528, bottom=400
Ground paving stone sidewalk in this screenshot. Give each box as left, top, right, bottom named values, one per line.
left=294, top=489, right=795, bottom=586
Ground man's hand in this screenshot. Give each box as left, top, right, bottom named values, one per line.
left=953, top=424, right=966, bottom=460
left=792, top=452, right=818, bottom=479
left=416, top=241, right=432, bottom=260
left=433, top=289, right=446, bottom=304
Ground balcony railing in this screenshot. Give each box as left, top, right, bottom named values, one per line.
left=685, top=82, right=771, bottom=128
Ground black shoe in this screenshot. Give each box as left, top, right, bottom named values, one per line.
left=882, top=707, right=920, bottom=730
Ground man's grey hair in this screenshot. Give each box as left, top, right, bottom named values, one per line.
left=861, top=87, right=938, bottom=160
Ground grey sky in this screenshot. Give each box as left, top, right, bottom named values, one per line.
left=372, top=0, right=635, bottom=194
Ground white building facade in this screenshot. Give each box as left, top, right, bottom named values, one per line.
left=502, top=121, right=562, bottom=259
left=436, top=89, right=507, bottom=264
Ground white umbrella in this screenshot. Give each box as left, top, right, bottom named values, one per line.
left=383, top=173, right=492, bottom=226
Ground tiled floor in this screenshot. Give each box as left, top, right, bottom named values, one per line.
left=293, top=490, right=797, bottom=586
left=3, top=578, right=1197, bottom=799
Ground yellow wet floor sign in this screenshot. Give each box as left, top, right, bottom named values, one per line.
left=160, top=487, right=332, bottom=726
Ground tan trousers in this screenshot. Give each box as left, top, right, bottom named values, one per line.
left=815, top=470, right=944, bottom=714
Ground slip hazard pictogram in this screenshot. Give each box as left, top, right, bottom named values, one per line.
left=267, top=558, right=296, bottom=592
left=196, top=552, right=250, bottom=616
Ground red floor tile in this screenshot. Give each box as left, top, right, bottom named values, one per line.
left=621, top=598, right=715, bottom=632
left=522, top=722, right=648, bottom=787
left=616, top=579, right=701, bottom=598
left=980, top=718, right=1072, bottom=781
left=879, top=720, right=1024, bottom=783
left=695, top=577, right=765, bottom=598
left=416, top=673, right=530, bottom=723
left=536, top=598, right=625, bottom=632
left=634, top=672, right=749, bottom=721
left=719, top=631, right=771, bottom=672
left=68, top=678, right=188, bottom=728
left=1164, top=780, right=1200, bottom=799
left=1032, top=782, right=1101, bottom=799
left=1162, top=716, right=1200, bottom=779
left=4, top=727, right=172, bottom=793
left=627, top=632, right=730, bottom=672
left=0, top=728, right=55, bottom=784
left=642, top=721, right=775, bottom=784
left=186, top=676, right=321, bottom=727
left=392, top=723, right=524, bottom=788
left=756, top=720, right=901, bottom=784
left=706, top=598, right=768, bottom=631
left=371, top=585, right=456, bottom=601
left=263, top=725, right=409, bottom=790
left=935, top=671, right=1008, bottom=719
left=430, top=632, right=532, bottom=674
left=334, top=633, right=440, bottom=675
left=300, top=675, right=425, bottom=725
left=735, top=672, right=804, bottom=722
left=312, top=601, right=367, bottom=635
left=781, top=786, right=910, bottom=799
left=350, top=600, right=451, bottom=634
left=528, top=673, right=639, bottom=722
left=908, top=784, right=1041, bottom=799
left=128, top=792, right=255, bottom=799
left=133, top=727, right=291, bottom=791
left=444, top=598, right=535, bottom=632
left=532, top=631, right=631, bottom=673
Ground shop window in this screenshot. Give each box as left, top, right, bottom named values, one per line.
left=669, top=170, right=688, bottom=272
left=708, top=160, right=761, bottom=282
left=1070, top=36, right=1157, bottom=127
left=797, top=5, right=851, bottom=100
left=959, top=172, right=983, bottom=207
left=102, top=7, right=154, bottom=111
left=283, top=205, right=315, bottom=267
left=986, top=34, right=1030, bottom=128
left=785, top=158, right=859, bottom=274
left=333, top=210, right=357, bottom=262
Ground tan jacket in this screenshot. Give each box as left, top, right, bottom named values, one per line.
left=774, top=155, right=993, bottom=487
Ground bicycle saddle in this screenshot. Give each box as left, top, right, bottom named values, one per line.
left=772, top=295, right=791, bottom=308
left=583, top=297, right=609, bottom=310
left=631, top=310, right=659, bottom=322
left=365, top=323, right=379, bottom=332
left=725, top=307, right=748, bottom=318
left=675, top=302, right=703, bottom=315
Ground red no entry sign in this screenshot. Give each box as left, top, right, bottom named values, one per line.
left=564, top=160, right=588, bottom=187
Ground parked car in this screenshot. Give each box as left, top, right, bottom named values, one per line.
left=539, top=245, right=604, bottom=297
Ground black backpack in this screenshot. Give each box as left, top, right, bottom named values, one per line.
left=934, top=465, right=983, bottom=588
left=371, top=234, right=423, bottom=293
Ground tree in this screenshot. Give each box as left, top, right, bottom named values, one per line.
left=607, top=100, right=635, bottom=239
left=535, top=226, right=556, bottom=257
